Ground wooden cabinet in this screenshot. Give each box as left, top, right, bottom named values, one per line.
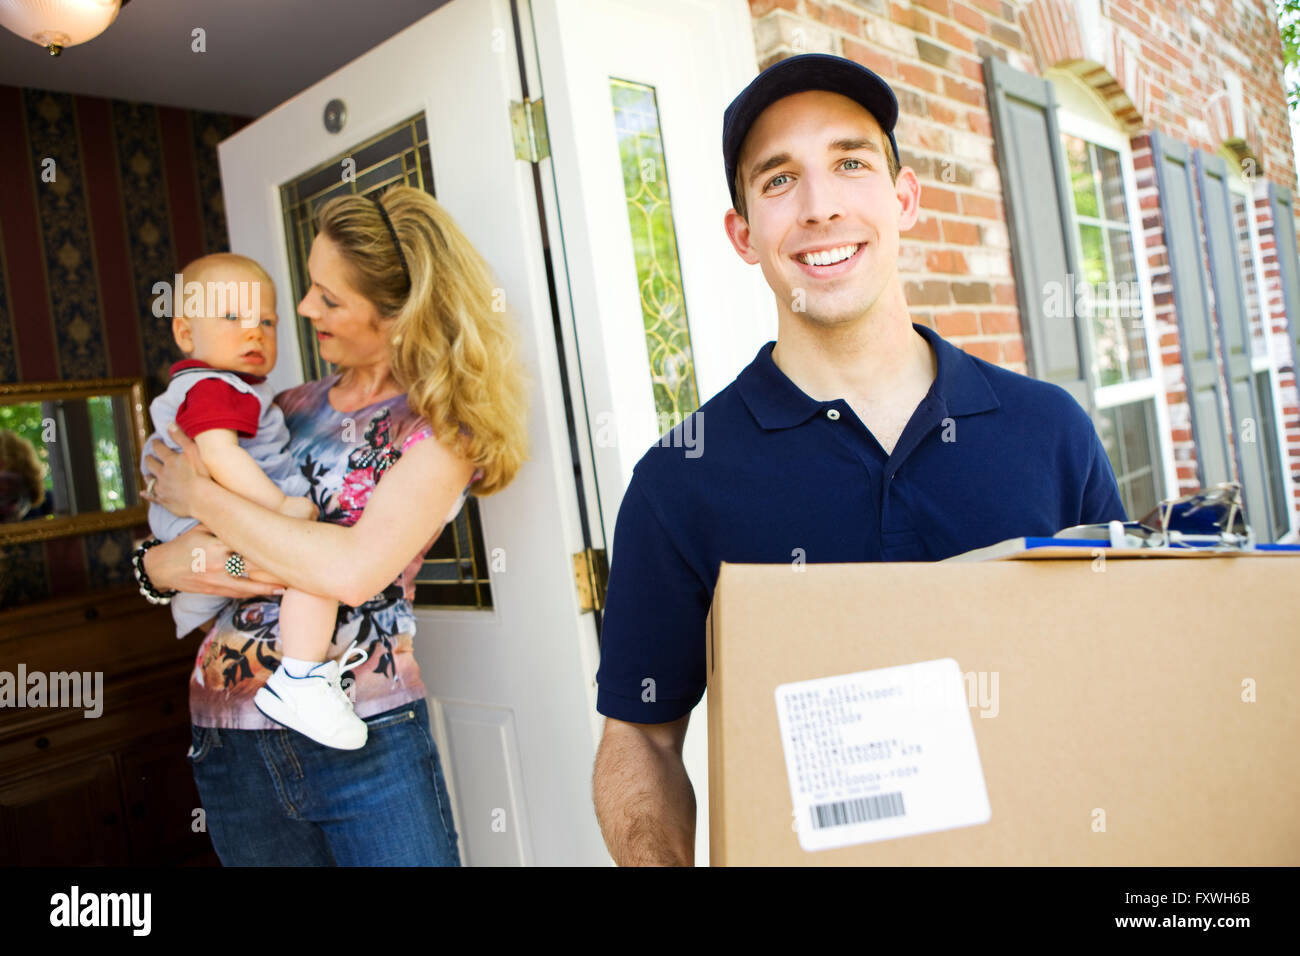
left=0, top=586, right=219, bottom=865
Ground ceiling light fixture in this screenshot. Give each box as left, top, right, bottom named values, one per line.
left=0, top=0, right=125, bottom=57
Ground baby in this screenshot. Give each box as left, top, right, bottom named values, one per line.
left=140, top=252, right=367, bottom=750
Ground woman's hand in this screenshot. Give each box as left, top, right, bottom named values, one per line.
left=142, top=524, right=289, bottom=598
left=140, top=424, right=211, bottom=519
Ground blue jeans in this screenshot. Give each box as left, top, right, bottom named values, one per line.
left=187, top=698, right=461, bottom=866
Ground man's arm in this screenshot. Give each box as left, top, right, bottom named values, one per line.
left=1079, top=427, right=1128, bottom=523
left=593, top=714, right=694, bottom=866
left=589, top=472, right=710, bottom=866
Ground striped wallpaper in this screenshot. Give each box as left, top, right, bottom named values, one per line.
left=0, top=84, right=248, bottom=610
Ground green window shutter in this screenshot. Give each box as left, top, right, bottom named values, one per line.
left=1267, top=183, right=1300, bottom=397
left=983, top=56, right=1093, bottom=414
left=1149, top=131, right=1232, bottom=489
left=1195, top=151, right=1275, bottom=540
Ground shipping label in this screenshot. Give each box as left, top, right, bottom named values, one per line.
left=774, top=657, right=992, bottom=852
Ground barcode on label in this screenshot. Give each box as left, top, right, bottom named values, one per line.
left=810, top=791, right=906, bottom=830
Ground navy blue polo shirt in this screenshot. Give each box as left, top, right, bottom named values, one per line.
left=595, top=322, right=1126, bottom=724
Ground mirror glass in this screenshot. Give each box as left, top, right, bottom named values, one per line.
left=0, top=383, right=145, bottom=534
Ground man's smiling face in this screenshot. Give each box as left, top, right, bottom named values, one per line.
left=725, top=89, right=919, bottom=328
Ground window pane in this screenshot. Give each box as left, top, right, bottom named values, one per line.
left=1097, top=145, right=1128, bottom=223
left=1064, top=135, right=1099, bottom=219
left=1097, top=400, right=1161, bottom=520
left=1081, top=223, right=1121, bottom=386
left=1107, top=227, right=1149, bottom=378
left=279, top=116, right=492, bottom=612
left=610, top=78, right=700, bottom=427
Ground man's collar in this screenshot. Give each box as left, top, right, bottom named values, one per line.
left=737, top=322, right=1000, bottom=431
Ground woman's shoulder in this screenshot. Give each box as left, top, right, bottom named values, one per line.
left=395, top=416, right=484, bottom=486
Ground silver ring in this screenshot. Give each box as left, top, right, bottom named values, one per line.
left=225, top=553, right=247, bottom=578
left=145, top=476, right=156, bottom=496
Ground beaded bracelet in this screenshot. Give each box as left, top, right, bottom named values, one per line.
left=132, top=537, right=179, bottom=605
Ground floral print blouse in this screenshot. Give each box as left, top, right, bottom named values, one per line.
left=188, top=373, right=483, bottom=729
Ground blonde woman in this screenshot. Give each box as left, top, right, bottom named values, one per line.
left=138, top=185, right=528, bottom=866
left=0, top=428, right=47, bottom=523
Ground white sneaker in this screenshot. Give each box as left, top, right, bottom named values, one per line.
left=254, top=642, right=370, bottom=750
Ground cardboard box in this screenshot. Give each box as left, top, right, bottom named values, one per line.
left=705, top=554, right=1300, bottom=865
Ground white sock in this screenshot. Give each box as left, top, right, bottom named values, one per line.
left=280, top=655, right=323, bottom=678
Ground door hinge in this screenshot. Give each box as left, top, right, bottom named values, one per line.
left=510, top=97, right=550, bottom=163
left=572, top=547, right=609, bottom=613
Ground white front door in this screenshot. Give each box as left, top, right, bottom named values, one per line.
left=218, top=0, right=609, bottom=866
left=220, top=0, right=770, bottom=866
left=524, top=0, right=772, bottom=864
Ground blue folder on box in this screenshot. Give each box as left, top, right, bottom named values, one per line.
left=946, top=482, right=1300, bottom=562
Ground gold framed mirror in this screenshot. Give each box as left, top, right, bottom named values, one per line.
left=0, top=377, right=149, bottom=544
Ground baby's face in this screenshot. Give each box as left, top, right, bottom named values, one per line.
left=177, top=269, right=278, bottom=376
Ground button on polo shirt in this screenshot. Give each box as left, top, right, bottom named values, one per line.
left=596, top=322, right=1126, bottom=724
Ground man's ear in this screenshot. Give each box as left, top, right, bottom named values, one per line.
left=724, top=207, right=760, bottom=265
left=895, top=166, right=922, bottom=232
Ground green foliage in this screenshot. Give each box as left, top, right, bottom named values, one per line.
left=1280, top=0, right=1300, bottom=111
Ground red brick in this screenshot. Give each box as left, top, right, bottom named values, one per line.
left=951, top=1, right=987, bottom=33
left=925, top=248, right=969, bottom=273
left=914, top=0, right=951, bottom=16
left=906, top=214, right=942, bottom=242
left=929, top=100, right=959, bottom=125
left=923, top=185, right=960, bottom=212
left=1000, top=338, right=1025, bottom=363
left=979, top=310, right=1020, bottom=334
left=914, top=123, right=951, bottom=152
left=944, top=75, right=984, bottom=106
left=967, top=110, right=992, bottom=137
left=899, top=62, right=941, bottom=94
left=935, top=311, right=978, bottom=336
left=748, top=0, right=800, bottom=15
left=993, top=282, right=1017, bottom=305
left=823, top=3, right=865, bottom=36
left=962, top=340, right=1001, bottom=362
left=935, top=20, right=975, bottom=53
left=843, top=38, right=894, bottom=78
left=960, top=192, right=1001, bottom=220
left=942, top=219, right=981, bottom=245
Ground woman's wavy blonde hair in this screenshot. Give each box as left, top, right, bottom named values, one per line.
left=0, top=428, right=47, bottom=510
left=314, top=185, right=529, bottom=495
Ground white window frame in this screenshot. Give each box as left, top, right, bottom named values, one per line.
left=1048, top=70, right=1180, bottom=513
left=1227, top=170, right=1300, bottom=540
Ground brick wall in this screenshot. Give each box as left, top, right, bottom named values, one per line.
left=746, top=0, right=1300, bottom=519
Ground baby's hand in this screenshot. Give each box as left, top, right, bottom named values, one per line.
left=279, top=495, right=319, bottom=520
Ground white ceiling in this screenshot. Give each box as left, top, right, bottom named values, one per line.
left=0, top=0, right=453, bottom=118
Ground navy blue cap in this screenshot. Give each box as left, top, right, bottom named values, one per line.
left=723, top=53, right=900, bottom=209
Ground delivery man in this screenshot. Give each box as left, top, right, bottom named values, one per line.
left=591, top=53, right=1126, bottom=865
